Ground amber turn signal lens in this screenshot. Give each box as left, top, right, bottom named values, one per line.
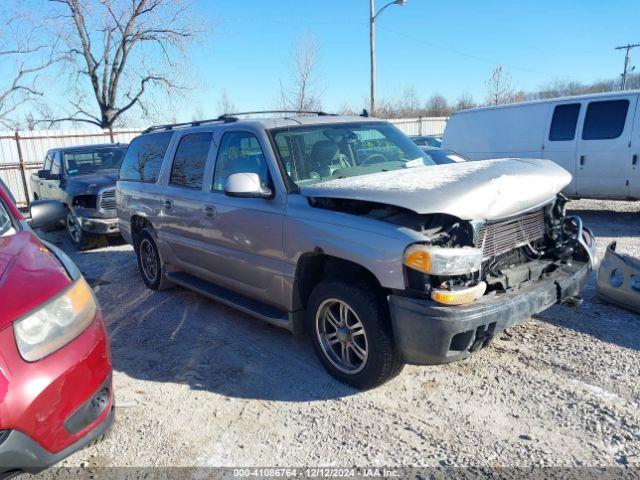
left=431, top=282, right=487, bottom=306
left=404, top=249, right=430, bottom=272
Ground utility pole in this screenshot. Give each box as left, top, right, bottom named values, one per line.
left=370, top=0, right=376, bottom=116
left=369, top=0, right=407, bottom=116
left=615, top=43, right=640, bottom=90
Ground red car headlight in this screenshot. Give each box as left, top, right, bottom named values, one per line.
left=13, top=278, right=97, bottom=362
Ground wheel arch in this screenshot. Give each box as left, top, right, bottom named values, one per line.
left=291, top=251, right=388, bottom=313
left=130, top=214, right=155, bottom=248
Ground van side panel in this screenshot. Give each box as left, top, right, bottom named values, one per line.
left=575, top=94, right=638, bottom=199
left=443, top=103, right=549, bottom=160
left=630, top=99, right=640, bottom=199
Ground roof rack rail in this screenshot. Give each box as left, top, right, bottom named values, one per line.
left=142, top=110, right=335, bottom=134
left=218, top=110, right=334, bottom=119
left=142, top=117, right=235, bottom=134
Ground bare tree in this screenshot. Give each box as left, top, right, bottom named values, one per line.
left=485, top=66, right=524, bottom=105
left=424, top=93, right=452, bottom=117
left=397, top=86, right=421, bottom=116
left=454, top=93, right=477, bottom=111
left=0, top=14, right=62, bottom=129
left=280, top=33, right=323, bottom=111
left=216, top=89, right=236, bottom=116
left=49, top=0, right=199, bottom=132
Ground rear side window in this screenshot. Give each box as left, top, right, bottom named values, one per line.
left=582, top=100, right=629, bottom=140
left=170, top=133, right=213, bottom=189
left=549, top=103, right=580, bottom=141
left=119, top=131, right=173, bottom=183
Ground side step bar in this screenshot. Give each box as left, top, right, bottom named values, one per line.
left=165, top=272, right=293, bottom=331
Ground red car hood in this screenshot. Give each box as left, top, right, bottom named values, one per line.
left=0, top=231, right=71, bottom=330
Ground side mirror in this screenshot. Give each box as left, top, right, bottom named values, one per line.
left=37, top=169, right=48, bottom=179
left=47, top=173, right=61, bottom=181
left=223, top=172, right=272, bottom=199
left=29, top=200, right=67, bottom=229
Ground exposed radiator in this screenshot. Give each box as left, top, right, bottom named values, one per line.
left=477, top=209, right=546, bottom=260
left=98, top=189, right=116, bottom=212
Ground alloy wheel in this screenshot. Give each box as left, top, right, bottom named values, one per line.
left=139, top=238, right=158, bottom=283
left=66, top=212, right=82, bottom=243
left=315, top=298, right=369, bottom=374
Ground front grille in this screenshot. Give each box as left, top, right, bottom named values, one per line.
left=477, top=209, right=546, bottom=260
left=98, top=189, right=116, bottom=212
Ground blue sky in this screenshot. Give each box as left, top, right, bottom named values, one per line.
left=6, top=0, right=640, bottom=125
left=182, top=0, right=640, bottom=119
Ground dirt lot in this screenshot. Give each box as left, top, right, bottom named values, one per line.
left=36, top=199, right=640, bottom=472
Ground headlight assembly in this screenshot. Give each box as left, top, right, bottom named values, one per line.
left=403, top=244, right=482, bottom=275
left=14, top=278, right=97, bottom=362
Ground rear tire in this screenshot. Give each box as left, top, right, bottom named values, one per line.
left=135, top=228, right=172, bottom=290
left=307, top=280, right=404, bottom=390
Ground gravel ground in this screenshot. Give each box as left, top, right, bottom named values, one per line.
left=34, top=199, right=640, bottom=474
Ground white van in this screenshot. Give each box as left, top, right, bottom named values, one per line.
left=443, top=90, right=640, bottom=200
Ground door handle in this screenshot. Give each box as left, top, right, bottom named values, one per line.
left=579, top=155, right=585, bottom=166
left=47, top=184, right=54, bottom=188
left=633, top=154, right=638, bottom=166
left=202, top=205, right=217, bottom=218
left=163, top=200, right=173, bottom=211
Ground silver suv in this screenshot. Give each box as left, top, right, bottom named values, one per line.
left=116, top=112, right=595, bottom=389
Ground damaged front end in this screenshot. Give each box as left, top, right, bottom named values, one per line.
left=388, top=196, right=594, bottom=365
left=306, top=193, right=595, bottom=365
left=597, top=242, right=640, bottom=314
left=401, top=195, right=595, bottom=307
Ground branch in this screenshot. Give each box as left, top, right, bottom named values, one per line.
left=48, top=116, right=103, bottom=127
left=111, top=74, right=170, bottom=122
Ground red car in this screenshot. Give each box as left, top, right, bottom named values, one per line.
left=0, top=181, right=113, bottom=478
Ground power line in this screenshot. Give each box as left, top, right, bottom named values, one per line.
left=376, top=25, right=553, bottom=76
left=228, top=17, right=554, bottom=76
left=615, top=43, right=640, bottom=90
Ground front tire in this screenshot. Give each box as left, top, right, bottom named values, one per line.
left=67, top=210, right=98, bottom=250
left=307, top=281, right=404, bottom=390
left=135, top=228, right=172, bottom=290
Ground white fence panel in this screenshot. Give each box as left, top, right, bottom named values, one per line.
left=388, top=117, right=448, bottom=136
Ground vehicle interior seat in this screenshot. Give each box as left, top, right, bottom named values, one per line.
left=307, top=140, right=349, bottom=178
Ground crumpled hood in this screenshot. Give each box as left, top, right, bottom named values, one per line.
left=66, top=170, right=117, bottom=194
left=300, top=158, right=571, bottom=221
left=0, top=231, right=70, bottom=330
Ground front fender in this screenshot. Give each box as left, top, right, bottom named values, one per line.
left=284, top=209, right=411, bottom=291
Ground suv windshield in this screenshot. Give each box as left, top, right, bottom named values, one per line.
left=64, top=146, right=126, bottom=176
left=271, top=122, right=435, bottom=187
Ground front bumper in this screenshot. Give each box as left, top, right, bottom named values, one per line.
left=597, top=241, right=640, bottom=314
left=0, top=313, right=113, bottom=472
left=77, top=216, right=119, bottom=235
left=0, top=401, right=114, bottom=476
left=389, top=261, right=589, bottom=365
left=72, top=207, right=119, bottom=235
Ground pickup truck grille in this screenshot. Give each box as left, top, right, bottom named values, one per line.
left=477, top=209, right=546, bottom=260
left=98, top=189, right=116, bottom=212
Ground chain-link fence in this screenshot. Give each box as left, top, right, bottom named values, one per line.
left=0, top=117, right=448, bottom=207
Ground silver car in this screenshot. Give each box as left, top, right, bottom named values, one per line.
left=116, top=113, right=595, bottom=389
